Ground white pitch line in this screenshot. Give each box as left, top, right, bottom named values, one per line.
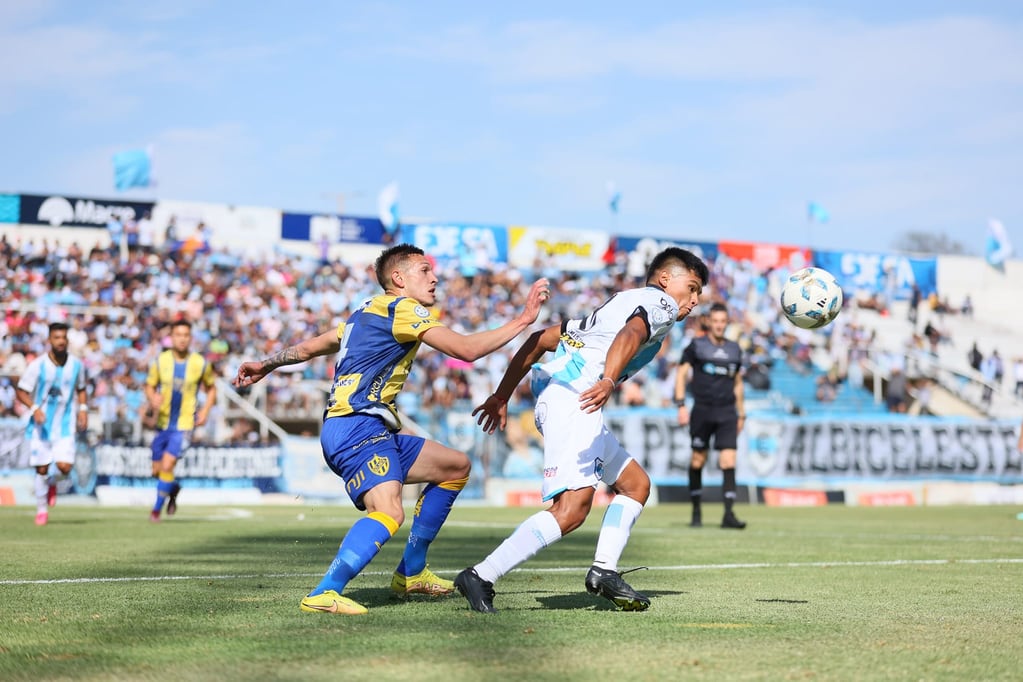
left=3, top=558, right=1021, bottom=586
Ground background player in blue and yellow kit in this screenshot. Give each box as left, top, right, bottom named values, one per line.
left=146, top=320, right=217, bottom=522
left=234, top=243, right=550, bottom=615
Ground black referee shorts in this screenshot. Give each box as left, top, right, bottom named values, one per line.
left=688, top=404, right=739, bottom=451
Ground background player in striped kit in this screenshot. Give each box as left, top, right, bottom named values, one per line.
left=146, top=319, right=217, bottom=522
left=15, top=322, right=89, bottom=526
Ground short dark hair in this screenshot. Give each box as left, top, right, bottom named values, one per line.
left=48, top=322, right=69, bottom=334
left=709, top=302, right=728, bottom=315
left=374, top=243, right=426, bottom=289
left=645, top=247, right=709, bottom=287
left=171, top=320, right=192, bottom=332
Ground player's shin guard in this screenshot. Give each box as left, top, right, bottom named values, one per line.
left=592, top=495, right=644, bottom=571
left=310, top=511, right=399, bottom=596
left=396, top=476, right=467, bottom=577
left=153, top=471, right=175, bottom=513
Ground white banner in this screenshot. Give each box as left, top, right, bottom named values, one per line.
left=508, top=225, right=610, bottom=272
left=601, top=410, right=1023, bottom=484
left=151, top=200, right=282, bottom=257
left=95, top=444, right=283, bottom=480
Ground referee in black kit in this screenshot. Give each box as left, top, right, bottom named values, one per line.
left=674, top=302, right=747, bottom=529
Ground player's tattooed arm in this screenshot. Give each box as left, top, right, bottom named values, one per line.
left=262, top=329, right=342, bottom=369
left=260, top=346, right=303, bottom=371
left=236, top=329, right=341, bottom=388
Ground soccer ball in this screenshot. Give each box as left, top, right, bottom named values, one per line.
left=780, top=267, right=843, bottom=329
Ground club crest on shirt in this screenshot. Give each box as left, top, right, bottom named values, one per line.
left=414, top=305, right=431, bottom=318
left=368, top=454, right=390, bottom=476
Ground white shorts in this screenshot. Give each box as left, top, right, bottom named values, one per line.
left=28, top=435, right=76, bottom=468
left=533, top=381, right=633, bottom=501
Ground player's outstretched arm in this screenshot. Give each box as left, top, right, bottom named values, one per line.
left=472, top=324, right=560, bottom=433
left=233, top=329, right=341, bottom=388
left=420, top=278, right=550, bottom=362
left=578, top=316, right=648, bottom=414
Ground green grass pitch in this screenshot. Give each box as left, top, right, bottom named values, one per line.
left=2, top=503, right=1021, bottom=681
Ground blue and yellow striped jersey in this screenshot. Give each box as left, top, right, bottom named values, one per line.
left=146, top=350, right=216, bottom=431
left=325, top=295, right=443, bottom=430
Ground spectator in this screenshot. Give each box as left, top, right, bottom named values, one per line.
left=106, top=214, right=124, bottom=258
left=960, top=294, right=974, bottom=317
left=980, top=352, right=999, bottom=405
left=1014, top=357, right=1023, bottom=400
left=968, top=342, right=983, bottom=372
left=137, top=211, right=156, bottom=254
left=886, top=367, right=908, bottom=413
left=908, top=284, right=921, bottom=325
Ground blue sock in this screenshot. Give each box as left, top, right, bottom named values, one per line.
left=153, top=473, right=174, bottom=513
left=396, top=476, right=467, bottom=577
left=310, top=512, right=398, bottom=596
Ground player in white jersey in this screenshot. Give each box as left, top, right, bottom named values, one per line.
left=16, top=322, right=89, bottom=526
left=455, top=247, right=708, bottom=613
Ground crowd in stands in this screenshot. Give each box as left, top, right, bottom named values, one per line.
left=4, top=226, right=973, bottom=465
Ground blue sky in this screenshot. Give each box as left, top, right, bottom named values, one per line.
left=1, top=0, right=1021, bottom=254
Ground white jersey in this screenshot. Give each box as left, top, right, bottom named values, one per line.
left=17, top=354, right=87, bottom=440
left=531, top=286, right=679, bottom=396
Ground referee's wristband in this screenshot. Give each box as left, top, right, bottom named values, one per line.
left=29, top=403, right=39, bottom=413
left=79, top=404, right=89, bottom=412
left=674, top=399, right=686, bottom=407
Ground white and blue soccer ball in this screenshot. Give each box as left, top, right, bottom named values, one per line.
left=780, top=267, right=843, bottom=329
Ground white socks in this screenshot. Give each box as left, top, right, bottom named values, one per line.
left=474, top=510, right=562, bottom=584
left=34, top=473, right=51, bottom=513
left=592, top=495, right=644, bottom=571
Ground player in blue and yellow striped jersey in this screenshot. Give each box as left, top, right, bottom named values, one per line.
left=145, top=320, right=217, bottom=522
left=234, top=243, right=550, bottom=615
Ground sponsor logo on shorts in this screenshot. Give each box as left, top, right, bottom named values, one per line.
left=534, top=402, right=548, bottom=429
left=368, top=454, right=390, bottom=476
left=352, top=434, right=388, bottom=451
left=543, top=466, right=558, bottom=478
left=594, top=457, right=604, bottom=479
left=346, top=470, right=366, bottom=495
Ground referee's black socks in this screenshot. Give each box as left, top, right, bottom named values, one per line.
left=722, top=468, right=737, bottom=514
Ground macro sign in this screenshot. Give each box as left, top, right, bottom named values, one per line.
left=18, top=193, right=155, bottom=228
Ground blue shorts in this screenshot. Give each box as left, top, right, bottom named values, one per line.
left=321, top=414, right=425, bottom=510
left=152, top=430, right=189, bottom=460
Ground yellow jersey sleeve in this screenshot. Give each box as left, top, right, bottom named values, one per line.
left=392, top=298, right=442, bottom=343
left=200, top=357, right=217, bottom=387
left=146, top=359, right=160, bottom=387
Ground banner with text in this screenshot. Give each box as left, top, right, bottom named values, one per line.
left=19, top=193, right=155, bottom=228
left=94, top=443, right=285, bottom=490
left=717, top=240, right=811, bottom=272
left=599, top=410, right=1021, bottom=485
left=281, top=212, right=385, bottom=245
left=399, top=222, right=509, bottom=271
left=812, top=249, right=938, bottom=299
left=613, top=236, right=719, bottom=268
left=508, top=225, right=610, bottom=272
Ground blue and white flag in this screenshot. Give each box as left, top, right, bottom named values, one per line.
left=985, top=218, right=1013, bottom=270
left=378, top=181, right=400, bottom=233
left=113, top=148, right=152, bottom=191
left=807, top=201, right=830, bottom=223
left=606, top=181, right=621, bottom=214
